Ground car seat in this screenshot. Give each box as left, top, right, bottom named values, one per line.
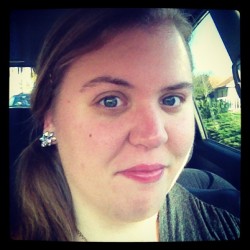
left=177, top=168, right=240, bottom=218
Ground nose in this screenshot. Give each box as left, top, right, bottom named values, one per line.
left=128, top=107, right=168, bottom=149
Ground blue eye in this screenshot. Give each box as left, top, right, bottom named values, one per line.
left=162, top=96, right=181, bottom=107
left=99, top=96, right=122, bottom=108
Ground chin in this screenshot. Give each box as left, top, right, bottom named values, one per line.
left=120, top=190, right=167, bottom=222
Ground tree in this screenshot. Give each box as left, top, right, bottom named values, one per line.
left=192, top=73, right=213, bottom=100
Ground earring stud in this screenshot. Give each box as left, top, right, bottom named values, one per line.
left=39, top=131, right=57, bottom=147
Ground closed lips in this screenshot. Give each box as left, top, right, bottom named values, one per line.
left=118, top=164, right=165, bottom=183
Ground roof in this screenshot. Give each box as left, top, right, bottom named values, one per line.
left=209, top=75, right=234, bottom=89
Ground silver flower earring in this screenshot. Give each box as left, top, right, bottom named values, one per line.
left=39, top=131, right=57, bottom=147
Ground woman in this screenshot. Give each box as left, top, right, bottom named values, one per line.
left=11, top=8, right=240, bottom=241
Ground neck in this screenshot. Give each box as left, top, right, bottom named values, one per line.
left=76, top=211, right=159, bottom=242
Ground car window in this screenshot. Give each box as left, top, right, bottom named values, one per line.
left=189, top=12, right=241, bottom=150
left=9, top=67, right=36, bottom=108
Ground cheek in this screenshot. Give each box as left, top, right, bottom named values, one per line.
left=167, top=111, right=195, bottom=157
left=70, top=117, right=127, bottom=159
left=53, top=97, right=126, bottom=161
left=85, top=121, right=126, bottom=152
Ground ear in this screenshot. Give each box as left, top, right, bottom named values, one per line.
left=43, top=111, right=56, bottom=132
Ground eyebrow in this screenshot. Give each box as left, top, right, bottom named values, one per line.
left=80, top=75, right=193, bottom=92
left=80, top=76, right=133, bottom=92
left=160, top=82, right=193, bottom=92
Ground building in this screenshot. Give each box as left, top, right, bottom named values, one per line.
left=209, top=75, right=241, bottom=112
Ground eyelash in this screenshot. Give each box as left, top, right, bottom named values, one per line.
left=97, top=94, right=185, bottom=110
left=95, top=92, right=128, bottom=113
left=160, top=95, right=184, bottom=108
left=99, top=96, right=124, bottom=108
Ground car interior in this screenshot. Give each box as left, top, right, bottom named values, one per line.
left=9, top=8, right=241, bottom=229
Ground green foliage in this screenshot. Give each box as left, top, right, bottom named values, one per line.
left=193, top=73, right=241, bottom=150
left=196, top=98, right=230, bottom=119
left=192, top=73, right=213, bottom=99
left=202, top=113, right=241, bottom=150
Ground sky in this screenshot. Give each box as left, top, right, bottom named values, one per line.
left=189, top=13, right=232, bottom=78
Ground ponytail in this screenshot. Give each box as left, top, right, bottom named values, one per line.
left=12, top=139, right=76, bottom=241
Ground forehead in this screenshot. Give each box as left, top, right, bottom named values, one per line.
left=64, top=24, right=192, bottom=84
left=84, top=24, right=186, bottom=59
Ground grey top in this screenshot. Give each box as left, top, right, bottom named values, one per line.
left=159, top=183, right=240, bottom=241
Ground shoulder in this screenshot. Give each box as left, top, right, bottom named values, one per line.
left=159, top=183, right=240, bottom=241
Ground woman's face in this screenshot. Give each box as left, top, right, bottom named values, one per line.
left=46, top=24, right=195, bottom=223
